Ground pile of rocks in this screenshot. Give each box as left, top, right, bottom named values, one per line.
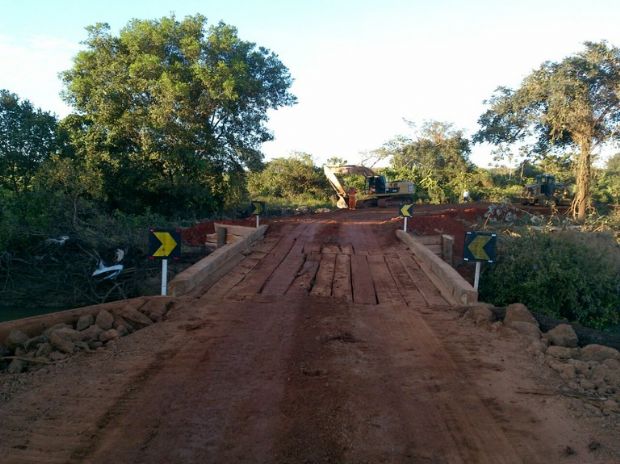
left=464, top=302, right=620, bottom=415
left=0, top=299, right=172, bottom=375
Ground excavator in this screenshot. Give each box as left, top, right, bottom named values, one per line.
left=323, top=165, right=415, bottom=209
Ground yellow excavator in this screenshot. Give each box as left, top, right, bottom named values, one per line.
left=323, top=165, right=415, bottom=208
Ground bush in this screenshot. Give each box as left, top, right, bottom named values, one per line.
left=479, top=230, right=620, bottom=330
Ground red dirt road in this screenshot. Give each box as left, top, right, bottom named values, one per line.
left=1, top=208, right=618, bottom=463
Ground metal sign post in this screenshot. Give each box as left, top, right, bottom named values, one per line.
left=399, top=203, right=413, bottom=232
left=251, top=201, right=265, bottom=228
left=463, top=231, right=497, bottom=291
left=161, top=259, right=168, bottom=296
left=148, top=228, right=181, bottom=296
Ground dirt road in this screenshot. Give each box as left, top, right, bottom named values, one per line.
left=1, top=208, right=618, bottom=463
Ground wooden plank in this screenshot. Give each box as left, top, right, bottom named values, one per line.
left=303, top=242, right=321, bottom=254
left=233, top=238, right=296, bottom=296
left=321, top=244, right=340, bottom=254
left=310, top=253, right=337, bottom=297
left=332, top=254, right=352, bottom=302
left=214, top=223, right=256, bottom=237
left=417, top=235, right=442, bottom=246
left=286, top=252, right=321, bottom=296
left=367, top=255, right=403, bottom=305
left=231, top=223, right=309, bottom=297
left=261, top=247, right=306, bottom=295
left=384, top=255, right=427, bottom=307
left=399, top=254, right=448, bottom=306
left=350, top=254, right=376, bottom=305
left=340, top=244, right=353, bottom=255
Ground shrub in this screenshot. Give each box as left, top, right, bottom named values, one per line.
left=479, top=230, right=620, bottom=330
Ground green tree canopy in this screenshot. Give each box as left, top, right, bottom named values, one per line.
left=474, top=41, right=620, bottom=220
left=61, top=14, right=296, bottom=215
left=0, top=90, right=61, bottom=194
left=247, top=153, right=330, bottom=200
left=378, top=121, right=473, bottom=202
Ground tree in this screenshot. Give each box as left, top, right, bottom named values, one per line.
left=379, top=121, right=473, bottom=202
left=61, top=14, right=296, bottom=215
left=247, top=153, right=331, bottom=200
left=474, top=42, right=620, bottom=221
left=0, top=90, right=61, bottom=194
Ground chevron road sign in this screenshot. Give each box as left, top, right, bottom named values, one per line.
left=399, top=203, right=414, bottom=217
left=148, top=229, right=181, bottom=259
left=148, top=228, right=181, bottom=296
left=251, top=201, right=265, bottom=215
left=463, top=231, right=497, bottom=263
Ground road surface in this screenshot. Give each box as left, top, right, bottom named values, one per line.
left=0, top=208, right=617, bottom=463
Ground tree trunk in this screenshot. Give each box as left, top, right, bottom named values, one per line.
left=572, top=144, right=592, bottom=222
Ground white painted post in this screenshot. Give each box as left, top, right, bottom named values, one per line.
left=473, top=261, right=481, bottom=290
left=403, top=216, right=408, bottom=232
left=161, top=259, right=168, bottom=296
left=256, top=215, right=260, bottom=228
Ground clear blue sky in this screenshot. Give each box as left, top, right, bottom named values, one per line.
left=2, top=0, right=620, bottom=166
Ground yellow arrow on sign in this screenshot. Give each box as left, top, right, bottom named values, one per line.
left=468, top=234, right=491, bottom=261
left=252, top=202, right=263, bottom=215
left=152, top=231, right=178, bottom=257
left=400, top=204, right=413, bottom=217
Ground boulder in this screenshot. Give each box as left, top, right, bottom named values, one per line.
left=89, top=341, right=103, bottom=350
left=96, top=310, right=114, bottom=330
left=547, top=346, right=576, bottom=360
left=580, top=344, right=620, bottom=363
left=99, top=329, right=120, bottom=343
left=114, top=315, right=134, bottom=333
left=7, top=359, right=25, bottom=374
left=36, top=342, right=52, bottom=358
left=24, top=335, right=48, bottom=351
left=118, top=307, right=153, bottom=329
left=48, top=351, right=66, bottom=362
left=43, top=323, right=72, bottom=337
left=507, top=321, right=541, bottom=339
left=5, top=329, right=29, bottom=351
left=76, top=314, right=94, bottom=331
left=79, top=324, right=103, bottom=342
left=139, top=299, right=173, bottom=322
left=49, top=331, right=75, bottom=354
left=504, top=303, right=539, bottom=327
left=464, top=305, right=495, bottom=324
left=545, top=324, right=578, bottom=348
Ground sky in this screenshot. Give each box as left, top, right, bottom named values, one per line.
left=2, top=0, right=620, bottom=167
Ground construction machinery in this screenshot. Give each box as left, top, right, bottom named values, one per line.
left=323, top=165, right=415, bottom=208
left=522, top=174, right=572, bottom=206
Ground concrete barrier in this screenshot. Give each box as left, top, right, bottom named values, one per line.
left=169, top=224, right=268, bottom=297
left=396, top=230, right=477, bottom=306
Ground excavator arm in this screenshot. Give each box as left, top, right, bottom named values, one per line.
left=323, top=165, right=378, bottom=209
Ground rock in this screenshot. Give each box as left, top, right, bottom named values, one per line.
left=76, top=314, right=94, bottom=331
left=114, top=315, right=134, bottom=333
left=74, top=341, right=91, bottom=352
left=48, top=351, right=66, bottom=362
left=118, top=307, right=153, bottom=328
left=99, top=329, right=120, bottom=343
left=567, top=359, right=589, bottom=376
left=464, top=305, right=495, bottom=324
left=24, top=335, right=48, bottom=351
left=114, top=324, right=129, bottom=337
left=579, top=379, right=595, bottom=391
left=580, top=344, right=620, bottom=363
left=88, top=341, right=103, bottom=350
left=602, top=399, right=619, bottom=415
left=96, top=310, right=114, bottom=330
left=79, top=324, right=103, bottom=342
left=507, top=321, right=541, bottom=339
left=526, top=340, right=546, bottom=355
left=545, top=324, right=578, bottom=348
left=557, top=363, right=577, bottom=381
left=5, top=329, right=29, bottom=351
left=7, top=359, right=25, bottom=374
left=49, top=331, right=75, bottom=354
left=50, top=327, right=81, bottom=342
left=547, top=346, right=576, bottom=360
left=43, top=323, right=72, bottom=337
left=139, top=299, right=171, bottom=322
left=35, top=342, right=52, bottom=358
left=603, top=359, right=620, bottom=370
left=0, top=344, right=9, bottom=357
left=504, top=303, right=539, bottom=327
